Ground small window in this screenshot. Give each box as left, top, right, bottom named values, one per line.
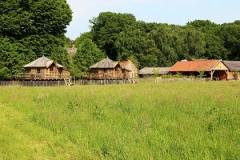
left=50, top=67, right=54, bottom=71
left=37, top=68, right=41, bottom=73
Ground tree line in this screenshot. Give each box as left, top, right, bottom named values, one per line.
left=75, top=12, right=240, bottom=72
left=0, top=1, right=240, bottom=79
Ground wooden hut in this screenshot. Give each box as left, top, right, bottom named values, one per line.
left=89, top=58, right=138, bottom=80
left=23, top=56, right=70, bottom=80
left=169, top=60, right=229, bottom=80
left=223, top=61, right=240, bottom=80
left=139, top=67, right=170, bottom=77
left=119, top=60, right=138, bottom=79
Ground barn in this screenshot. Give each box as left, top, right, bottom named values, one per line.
left=223, top=61, right=240, bottom=80
left=169, top=60, right=229, bottom=80
left=23, top=56, right=70, bottom=80
left=89, top=58, right=138, bottom=80
left=139, top=67, right=170, bottom=77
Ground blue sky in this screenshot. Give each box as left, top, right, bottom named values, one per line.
left=65, top=0, right=240, bottom=40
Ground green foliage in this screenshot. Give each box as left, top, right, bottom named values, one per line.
left=0, top=67, right=11, bottom=80
left=0, top=0, right=72, bottom=37
left=198, top=71, right=205, bottom=78
left=73, top=38, right=105, bottom=78
left=0, top=37, right=24, bottom=77
left=219, top=23, right=240, bottom=60
left=88, top=12, right=240, bottom=68
left=74, top=32, right=93, bottom=46
left=91, top=12, right=136, bottom=60
left=116, top=28, right=159, bottom=67
left=0, top=82, right=240, bottom=159
left=0, top=0, right=72, bottom=79
left=51, top=46, right=70, bottom=69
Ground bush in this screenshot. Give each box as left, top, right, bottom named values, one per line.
left=0, top=67, right=11, bottom=80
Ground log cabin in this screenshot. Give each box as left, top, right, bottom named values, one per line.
left=23, top=56, right=70, bottom=80
left=169, top=59, right=229, bottom=80
left=89, top=58, right=138, bottom=80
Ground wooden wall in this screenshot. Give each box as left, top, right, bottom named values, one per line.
left=89, top=65, right=125, bottom=80
left=227, top=72, right=240, bottom=80
left=89, top=61, right=138, bottom=80
left=23, top=64, right=70, bottom=80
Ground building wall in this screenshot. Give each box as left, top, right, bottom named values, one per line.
left=89, top=66, right=125, bottom=80
left=227, top=72, right=240, bottom=80
left=24, top=65, right=70, bottom=80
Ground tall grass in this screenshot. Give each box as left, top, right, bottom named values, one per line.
left=0, top=81, right=239, bottom=160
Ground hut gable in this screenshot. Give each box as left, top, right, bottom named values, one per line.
left=24, top=56, right=63, bottom=68
left=139, top=67, right=170, bottom=76
left=170, top=60, right=228, bottom=72
left=223, top=61, right=240, bottom=72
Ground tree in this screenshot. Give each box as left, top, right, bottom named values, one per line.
left=0, top=37, right=24, bottom=78
left=220, top=23, right=240, bottom=60
left=0, top=0, right=72, bottom=37
left=91, top=12, right=136, bottom=60
left=90, top=12, right=240, bottom=67
left=116, top=28, right=159, bottom=67
left=73, top=39, right=105, bottom=78
left=0, top=67, right=11, bottom=80
left=75, top=32, right=93, bottom=46
left=182, top=27, right=206, bottom=58
left=0, top=0, right=72, bottom=79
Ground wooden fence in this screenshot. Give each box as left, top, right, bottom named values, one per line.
left=0, top=79, right=137, bottom=87
left=74, top=79, right=137, bottom=85
left=0, top=81, right=65, bottom=86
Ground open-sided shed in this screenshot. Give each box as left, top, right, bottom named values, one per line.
left=170, top=60, right=229, bottom=80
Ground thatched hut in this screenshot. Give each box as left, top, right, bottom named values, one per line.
left=119, top=60, right=138, bottom=79
left=23, top=56, right=70, bottom=80
left=139, top=67, right=170, bottom=77
left=170, top=59, right=229, bottom=80
left=89, top=58, right=138, bottom=80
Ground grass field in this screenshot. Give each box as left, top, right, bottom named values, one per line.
left=0, top=81, right=239, bottom=160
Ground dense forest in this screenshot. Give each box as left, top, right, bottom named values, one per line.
left=70, top=12, right=240, bottom=77
left=77, top=12, right=240, bottom=69
left=1, top=1, right=240, bottom=79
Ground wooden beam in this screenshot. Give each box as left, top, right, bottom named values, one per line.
left=210, top=70, right=214, bottom=81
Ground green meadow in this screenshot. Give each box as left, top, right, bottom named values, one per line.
left=0, top=81, right=239, bottom=160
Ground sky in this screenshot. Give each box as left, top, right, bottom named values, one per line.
left=65, top=0, right=240, bottom=40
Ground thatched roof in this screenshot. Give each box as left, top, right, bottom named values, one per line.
left=119, top=60, right=137, bottom=71
left=139, top=67, right=170, bottom=75
left=223, top=61, right=240, bottom=72
left=90, top=58, right=118, bottom=69
left=24, top=56, right=63, bottom=68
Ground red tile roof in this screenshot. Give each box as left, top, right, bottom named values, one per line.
left=170, top=60, right=222, bottom=72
